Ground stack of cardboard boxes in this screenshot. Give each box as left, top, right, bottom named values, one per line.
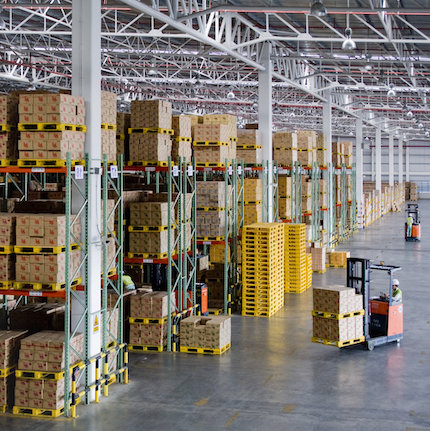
left=327, top=250, right=350, bottom=268
left=202, top=264, right=224, bottom=310
left=18, top=93, right=85, bottom=161
left=14, top=214, right=81, bottom=285
left=196, top=182, right=229, bottom=239
left=129, top=100, right=172, bottom=162
left=273, top=132, right=297, bottom=166
left=101, top=91, right=117, bottom=161
left=192, top=114, right=237, bottom=164
left=14, top=331, right=83, bottom=411
left=405, top=182, right=418, bottom=201
left=278, top=176, right=292, bottom=220
left=172, top=115, right=192, bottom=162
left=316, top=133, right=326, bottom=166
left=311, top=244, right=326, bottom=273
left=242, top=178, right=262, bottom=225
left=312, top=286, right=364, bottom=343
left=237, top=129, right=262, bottom=164
left=284, top=223, right=309, bottom=294
left=302, top=178, right=312, bottom=214
left=0, top=330, right=27, bottom=411
left=242, top=223, right=284, bottom=317
left=180, top=315, right=231, bottom=352
left=129, top=291, right=175, bottom=348
left=296, top=131, right=316, bottom=166
left=0, top=93, right=19, bottom=161
left=116, top=112, right=130, bottom=160
left=0, top=214, right=15, bottom=282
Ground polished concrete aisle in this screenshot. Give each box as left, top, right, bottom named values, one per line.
left=1, top=202, right=429, bottom=431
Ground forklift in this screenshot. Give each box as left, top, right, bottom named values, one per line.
left=405, top=203, right=421, bottom=241
left=346, top=258, right=403, bottom=351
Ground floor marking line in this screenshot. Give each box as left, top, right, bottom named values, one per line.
left=263, top=374, right=273, bottom=385
left=194, top=398, right=209, bottom=406
left=225, top=411, right=240, bottom=428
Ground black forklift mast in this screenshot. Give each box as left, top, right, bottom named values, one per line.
left=346, top=258, right=371, bottom=341
left=406, top=203, right=420, bottom=224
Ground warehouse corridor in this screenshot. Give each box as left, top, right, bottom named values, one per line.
left=1, top=202, right=429, bottom=431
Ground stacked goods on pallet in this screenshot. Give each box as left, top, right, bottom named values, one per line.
left=129, top=291, right=174, bottom=351
left=237, top=129, right=262, bottom=164
left=311, top=243, right=326, bottom=273
left=343, top=141, right=354, bottom=167
left=0, top=330, right=27, bottom=412
left=18, top=93, right=85, bottom=161
left=203, top=264, right=225, bottom=310
left=302, top=178, right=312, bottom=214
left=14, top=214, right=81, bottom=286
left=405, top=182, right=418, bottom=201
left=327, top=250, right=350, bottom=268
left=278, top=176, right=292, bottom=220
left=116, top=112, right=130, bottom=160
left=273, top=132, right=297, bottom=166
left=316, top=133, right=326, bottom=166
left=172, top=115, right=192, bottom=162
left=242, top=223, right=284, bottom=316
left=14, top=331, right=83, bottom=412
left=101, top=91, right=117, bottom=161
left=320, top=179, right=327, bottom=209
left=129, top=100, right=172, bottom=163
left=0, top=214, right=15, bottom=284
left=9, top=304, right=65, bottom=332
left=196, top=182, right=228, bottom=239
left=128, top=201, right=175, bottom=257
left=180, top=315, right=231, bottom=354
left=284, top=224, right=308, bottom=294
left=209, top=243, right=229, bottom=264
left=312, top=286, right=364, bottom=345
left=332, top=141, right=344, bottom=167
left=297, top=130, right=316, bottom=166
left=0, top=94, right=19, bottom=161
left=241, top=178, right=262, bottom=225
left=192, top=114, right=237, bottom=165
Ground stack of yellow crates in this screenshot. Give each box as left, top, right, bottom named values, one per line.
left=242, top=223, right=284, bottom=317
left=284, top=223, right=308, bottom=294
left=306, top=253, right=313, bottom=289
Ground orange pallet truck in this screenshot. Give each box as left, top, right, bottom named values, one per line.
left=405, top=203, right=421, bottom=241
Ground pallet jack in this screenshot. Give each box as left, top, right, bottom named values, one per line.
left=405, top=203, right=421, bottom=241
left=346, top=258, right=403, bottom=350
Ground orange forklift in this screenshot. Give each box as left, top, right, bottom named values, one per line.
left=346, top=258, right=403, bottom=351
left=405, top=203, right=421, bottom=241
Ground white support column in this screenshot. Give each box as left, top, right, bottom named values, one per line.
left=405, top=145, right=410, bottom=182
left=258, top=42, right=273, bottom=222
left=398, top=138, right=404, bottom=184
left=371, top=145, right=375, bottom=182
left=72, top=0, right=101, bottom=400
left=388, top=134, right=394, bottom=186
left=375, top=127, right=382, bottom=191
left=355, top=113, right=363, bottom=227
left=322, top=90, right=332, bottom=244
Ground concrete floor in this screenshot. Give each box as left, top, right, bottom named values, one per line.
left=1, top=201, right=430, bottom=431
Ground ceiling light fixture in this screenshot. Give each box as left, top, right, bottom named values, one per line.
left=425, top=130, right=429, bottom=137
left=227, top=91, right=235, bottom=99
left=310, top=0, right=327, bottom=17
left=342, top=1, right=356, bottom=50
left=387, top=84, right=396, bottom=98
left=406, top=110, right=414, bottom=118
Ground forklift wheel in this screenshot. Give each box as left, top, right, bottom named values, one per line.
left=366, top=341, right=375, bottom=351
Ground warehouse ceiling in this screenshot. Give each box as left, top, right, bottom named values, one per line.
left=0, top=0, right=430, bottom=140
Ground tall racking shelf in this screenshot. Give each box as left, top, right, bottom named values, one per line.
left=123, top=158, right=197, bottom=352
left=0, top=152, right=127, bottom=417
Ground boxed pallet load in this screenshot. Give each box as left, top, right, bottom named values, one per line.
left=297, top=149, right=313, bottom=166
left=273, top=131, right=297, bottom=149
left=15, top=331, right=83, bottom=410
left=101, top=129, right=116, bottom=161
left=296, top=130, right=316, bottom=150
left=237, top=129, right=262, bottom=164
left=302, top=196, right=312, bottom=213
left=130, top=100, right=172, bottom=129
left=237, top=129, right=261, bottom=146
left=209, top=244, right=230, bottom=264
left=101, top=91, right=117, bottom=125
left=172, top=140, right=192, bottom=162
left=302, top=180, right=312, bottom=197
left=18, top=130, right=85, bottom=160
left=0, top=330, right=28, bottom=408
left=243, top=178, right=262, bottom=202
left=312, top=286, right=364, bottom=342
left=18, top=93, right=85, bottom=125
left=278, top=196, right=292, bottom=220
left=328, top=250, right=350, bottom=267
left=193, top=124, right=230, bottom=143
left=129, top=133, right=172, bottom=161
left=129, top=202, right=173, bottom=226
left=236, top=146, right=262, bottom=164
left=128, top=230, right=174, bottom=255
left=0, top=131, right=18, bottom=160
left=311, top=244, right=326, bottom=271
left=180, top=315, right=231, bottom=350
left=243, top=204, right=262, bottom=225
left=196, top=211, right=226, bottom=238
left=172, top=115, right=192, bottom=138
left=197, top=181, right=228, bottom=208
left=202, top=114, right=237, bottom=139
left=193, top=145, right=229, bottom=164
left=0, top=93, right=19, bottom=125
left=278, top=176, right=292, bottom=197
left=273, top=148, right=297, bottom=166
left=9, top=304, right=64, bottom=333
